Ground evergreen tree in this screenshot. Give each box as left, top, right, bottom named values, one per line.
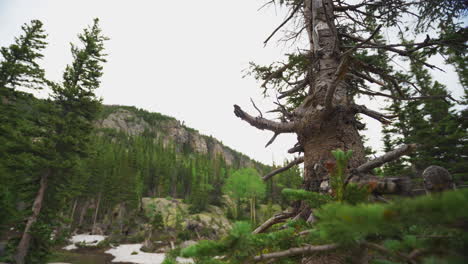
left=0, top=20, right=48, bottom=255
left=0, top=20, right=46, bottom=92
left=382, top=54, right=467, bottom=182
left=12, top=18, right=107, bottom=264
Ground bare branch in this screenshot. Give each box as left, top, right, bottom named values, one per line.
left=253, top=244, right=339, bottom=261
left=234, top=105, right=297, bottom=133
left=356, top=144, right=417, bottom=173
left=263, top=156, right=304, bottom=181
left=357, top=88, right=452, bottom=101
left=273, top=96, right=295, bottom=120
left=288, top=144, right=304, bottom=153
left=278, top=78, right=308, bottom=99
left=352, top=104, right=395, bottom=125
left=345, top=38, right=467, bottom=56
left=257, top=0, right=274, bottom=11
left=354, top=60, right=406, bottom=97
left=250, top=98, right=263, bottom=118
left=334, top=2, right=367, bottom=12
left=341, top=25, right=382, bottom=57
left=252, top=212, right=293, bottom=234
left=264, top=2, right=303, bottom=46
left=351, top=71, right=385, bottom=86
left=265, top=132, right=279, bottom=148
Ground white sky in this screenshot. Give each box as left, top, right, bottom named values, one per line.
left=0, top=0, right=464, bottom=165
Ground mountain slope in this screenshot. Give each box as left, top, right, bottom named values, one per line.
left=96, top=105, right=263, bottom=169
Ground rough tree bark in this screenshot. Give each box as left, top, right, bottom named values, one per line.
left=234, top=0, right=411, bottom=263
left=233, top=0, right=463, bottom=262
left=92, top=193, right=102, bottom=234
left=78, top=200, right=89, bottom=228
left=14, top=170, right=50, bottom=264
left=298, top=0, right=365, bottom=194
left=69, top=199, right=78, bottom=229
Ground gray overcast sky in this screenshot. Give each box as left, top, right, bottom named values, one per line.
left=0, top=0, right=464, bottom=165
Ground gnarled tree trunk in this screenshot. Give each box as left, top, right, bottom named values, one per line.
left=234, top=0, right=416, bottom=263
left=300, top=0, right=365, bottom=193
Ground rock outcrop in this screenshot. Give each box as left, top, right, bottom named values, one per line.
left=141, top=197, right=231, bottom=239
left=95, top=105, right=262, bottom=168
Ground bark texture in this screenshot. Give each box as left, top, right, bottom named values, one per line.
left=14, top=170, right=50, bottom=264
left=297, top=0, right=366, bottom=193
left=234, top=0, right=417, bottom=263
left=298, top=1, right=366, bottom=262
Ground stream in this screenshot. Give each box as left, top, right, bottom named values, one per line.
left=49, top=247, right=119, bottom=264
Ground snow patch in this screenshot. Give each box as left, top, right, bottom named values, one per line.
left=105, top=244, right=166, bottom=264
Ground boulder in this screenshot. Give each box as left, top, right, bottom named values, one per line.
left=141, top=197, right=232, bottom=239
left=187, top=211, right=231, bottom=238
left=180, top=240, right=197, bottom=249
left=423, top=165, right=456, bottom=193
left=142, top=197, right=189, bottom=228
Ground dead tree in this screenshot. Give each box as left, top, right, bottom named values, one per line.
left=234, top=0, right=466, bottom=263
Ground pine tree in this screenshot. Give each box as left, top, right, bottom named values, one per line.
left=13, top=18, right=108, bottom=264
left=382, top=54, right=467, bottom=183
left=0, top=20, right=46, bottom=92
left=0, top=19, right=47, bottom=252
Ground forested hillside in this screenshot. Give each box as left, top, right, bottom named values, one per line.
left=1, top=98, right=302, bottom=262
left=75, top=104, right=300, bottom=214
left=0, top=19, right=303, bottom=263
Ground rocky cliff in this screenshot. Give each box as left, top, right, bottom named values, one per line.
left=95, top=105, right=259, bottom=168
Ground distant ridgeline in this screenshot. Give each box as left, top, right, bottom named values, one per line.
left=83, top=105, right=278, bottom=210
left=96, top=105, right=264, bottom=168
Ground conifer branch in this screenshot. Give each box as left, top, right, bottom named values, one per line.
left=262, top=156, right=304, bottom=181
left=341, top=32, right=447, bottom=71
left=260, top=60, right=297, bottom=88
left=350, top=71, right=385, bottom=86
left=263, top=2, right=303, bottom=46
